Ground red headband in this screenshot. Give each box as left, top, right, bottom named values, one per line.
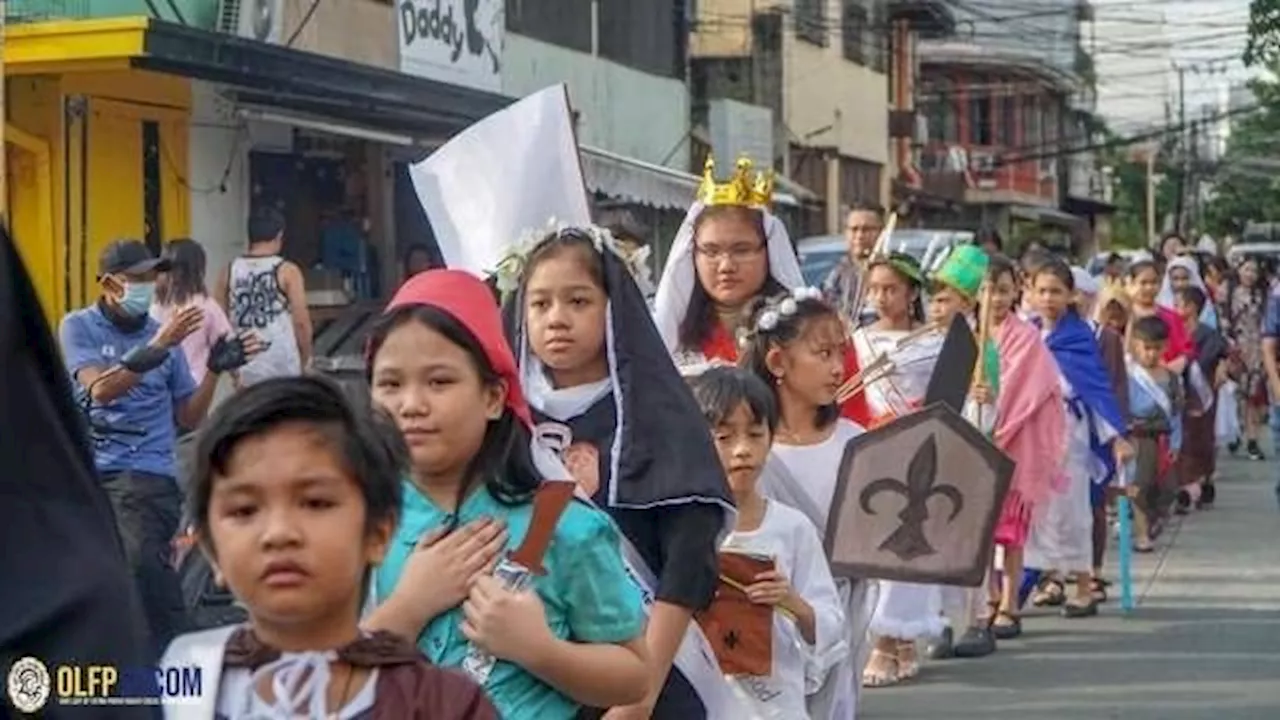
left=380, top=269, right=533, bottom=428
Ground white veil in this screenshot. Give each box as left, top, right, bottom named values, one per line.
left=652, top=201, right=807, bottom=354
left=1157, top=255, right=1218, bottom=328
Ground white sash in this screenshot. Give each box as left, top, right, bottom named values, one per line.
left=1187, top=362, right=1214, bottom=411
left=1126, top=360, right=1172, bottom=418
left=161, top=625, right=239, bottom=720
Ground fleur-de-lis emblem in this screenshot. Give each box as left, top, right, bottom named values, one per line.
left=723, top=630, right=739, bottom=649
left=858, top=435, right=963, bottom=561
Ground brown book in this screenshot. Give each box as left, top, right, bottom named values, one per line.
left=695, top=551, right=775, bottom=677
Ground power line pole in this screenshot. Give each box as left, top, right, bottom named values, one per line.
left=1173, top=63, right=1187, bottom=235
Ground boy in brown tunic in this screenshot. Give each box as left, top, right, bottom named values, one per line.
left=162, top=376, right=496, bottom=719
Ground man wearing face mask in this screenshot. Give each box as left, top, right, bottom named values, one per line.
left=58, top=239, right=256, bottom=656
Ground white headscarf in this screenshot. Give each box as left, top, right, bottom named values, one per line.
left=1071, top=266, right=1100, bottom=297
left=652, top=202, right=806, bottom=353
left=1157, top=255, right=1218, bottom=328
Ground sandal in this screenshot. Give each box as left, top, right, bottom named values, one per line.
left=896, top=641, right=920, bottom=680
left=990, top=610, right=1022, bottom=639
left=1089, top=578, right=1110, bottom=603
left=983, top=600, right=1001, bottom=622
left=1030, top=578, right=1066, bottom=607
left=1133, top=540, right=1155, bottom=553
left=1062, top=598, right=1099, bottom=618
left=861, top=649, right=900, bottom=688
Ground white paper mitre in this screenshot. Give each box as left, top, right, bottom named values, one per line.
left=409, top=84, right=592, bottom=275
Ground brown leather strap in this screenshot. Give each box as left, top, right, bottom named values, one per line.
left=508, top=481, right=577, bottom=575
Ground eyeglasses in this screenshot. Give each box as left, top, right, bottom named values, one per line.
left=694, top=243, right=765, bottom=264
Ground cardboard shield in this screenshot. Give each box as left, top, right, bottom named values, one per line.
left=825, top=402, right=1014, bottom=587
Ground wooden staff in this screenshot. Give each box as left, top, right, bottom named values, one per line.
left=971, top=282, right=995, bottom=428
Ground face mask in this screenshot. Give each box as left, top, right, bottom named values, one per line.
left=119, top=281, right=155, bottom=317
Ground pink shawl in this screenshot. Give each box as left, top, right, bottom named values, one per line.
left=992, top=313, right=1068, bottom=545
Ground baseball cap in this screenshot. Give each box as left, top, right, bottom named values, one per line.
left=98, top=240, right=171, bottom=278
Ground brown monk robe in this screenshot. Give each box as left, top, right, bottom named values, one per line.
left=223, top=628, right=498, bottom=719
left=1091, top=322, right=1130, bottom=597
left=1178, top=321, right=1230, bottom=507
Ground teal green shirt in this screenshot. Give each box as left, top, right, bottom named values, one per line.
left=375, top=482, right=646, bottom=720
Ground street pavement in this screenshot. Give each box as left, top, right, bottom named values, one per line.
left=860, top=448, right=1280, bottom=720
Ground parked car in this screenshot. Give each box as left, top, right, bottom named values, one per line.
left=1226, top=241, right=1280, bottom=272
left=795, top=229, right=973, bottom=286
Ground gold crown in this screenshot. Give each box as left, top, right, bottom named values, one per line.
left=696, top=155, right=774, bottom=208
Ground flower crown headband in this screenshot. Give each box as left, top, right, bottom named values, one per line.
left=735, top=285, right=823, bottom=347
left=492, top=217, right=655, bottom=298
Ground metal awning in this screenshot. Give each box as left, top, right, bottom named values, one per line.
left=1009, top=203, right=1083, bottom=227
left=580, top=145, right=814, bottom=210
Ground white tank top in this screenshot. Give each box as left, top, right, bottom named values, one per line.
left=228, top=255, right=301, bottom=385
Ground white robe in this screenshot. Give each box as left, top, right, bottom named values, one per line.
left=850, top=328, right=949, bottom=641
left=722, top=501, right=848, bottom=720
left=1024, top=372, right=1119, bottom=574
left=766, top=419, right=868, bottom=720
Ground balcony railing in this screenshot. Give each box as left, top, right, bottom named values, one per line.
left=920, top=142, right=1057, bottom=202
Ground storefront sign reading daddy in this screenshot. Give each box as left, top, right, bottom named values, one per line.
left=398, top=0, right=503, bottom=92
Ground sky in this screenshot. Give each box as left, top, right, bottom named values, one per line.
left=1090, top=0, right=1254, bottom=132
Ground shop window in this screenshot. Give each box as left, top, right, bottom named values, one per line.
left=505, top=0, right=592, bottom=53
left=969, top=94, right=992, bottom=147
left=842, top=1, right=867, bottom=64
left=142, top=121, right=163, bottom=255
left=839, top=155, right=881, bottom=206
left=997, top=94, right=1016, bottom=148
left=921, top=78, right=959, bottom=144
left=795, top=0, right=826, bottom=46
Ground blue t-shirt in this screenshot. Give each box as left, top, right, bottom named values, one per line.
left=59, top=305, right=197, bottom=479
left=374, top=482, right=646, bottom=720
left=1262, top=288, right=1280, bottom=339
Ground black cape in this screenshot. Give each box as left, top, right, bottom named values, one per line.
left=503, top=242, right=732, bottom=513
left=0, top=226, right=151, bottom=713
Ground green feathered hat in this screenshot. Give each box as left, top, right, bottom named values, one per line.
left=930, top=244, right=990, bottom=300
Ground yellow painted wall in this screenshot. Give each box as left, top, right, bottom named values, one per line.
left=6, top=68, right=191, bottom=324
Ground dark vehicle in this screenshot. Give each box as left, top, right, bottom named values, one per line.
left=1226, top=241, right=1280, bottom=272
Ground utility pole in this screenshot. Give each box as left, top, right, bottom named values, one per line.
left=1174, top=63, right=1187, bottom=235
left=1190, top=117, right=1201, bottom=232
left=1146, top=148, right=1156, bottom=243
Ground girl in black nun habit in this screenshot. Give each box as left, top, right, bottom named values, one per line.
left=500, top=224, right=740, bottom=720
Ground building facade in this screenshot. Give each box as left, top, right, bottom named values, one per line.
left=690, top=0, right=891, bottom=235
left=911, top=0, right=1109, bottom=252
left=5, top=0, right=511, bottom=325
left=499, top=0, right=703, bottom=262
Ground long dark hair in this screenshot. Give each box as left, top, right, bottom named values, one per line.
left=522, top=230, right=606, bottom=292
left=678, top=205, right=786, bottom=350
left=155, top=238, right=208, bottom=306
left=190, top=375, right=406, bottom=548
left=1029, top=256, right=1079, bottom=317
left=738, top=292, right=842, bottom=429
left=982, top=253, right=1018, bottom=319
left=865, top=254, right=925, bottom=322
left=366, top=305, right=540, bottom=532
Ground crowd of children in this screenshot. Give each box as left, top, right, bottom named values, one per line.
left=153, top=154, right=1237, bottom=720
